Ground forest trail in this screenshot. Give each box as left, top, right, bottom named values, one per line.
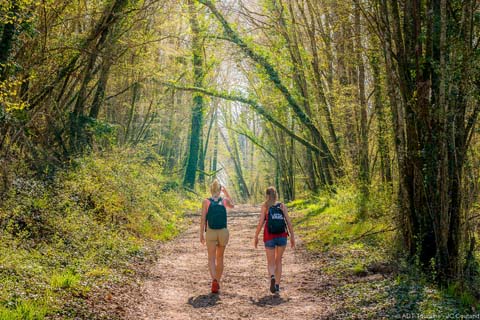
left=125, top=205, right=334, bottom=320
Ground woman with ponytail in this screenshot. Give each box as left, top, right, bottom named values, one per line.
left=200, top=179, right=234, bottom=294
left=254, top=186, right=295, bottom=294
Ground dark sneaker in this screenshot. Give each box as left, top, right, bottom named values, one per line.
left=270, top=276, right=276, bottom=293
left=275, top=284, right=280, bottom=294
left=211, top=279, right=219, bottom=294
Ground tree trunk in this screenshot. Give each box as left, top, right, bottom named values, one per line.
left=219, top=129, right=250, bottom=200
left=124, top=82, right=140, bottom=144
left=69, top=0, right=129, bottom=153
left=183, top=0, right=205, bottom=189
left=200, top=107, right=217, bottom=185
left=198, top=0, right=338, bottom=180
left=0, top=2, right=18, bottom=80
left=276, top=0, right=318, bottom=191
left=211, top=118, right=219, bottom=178
left=355, top=3, right=369, bottom=217
left=302, top=0, right=342, bottom=162
left=378, top=0, right=478, bottom=283
left=89, top=60, right=112, bottom=120
left=369, top=40, right=392, bottom=184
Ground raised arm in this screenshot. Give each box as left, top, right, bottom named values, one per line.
left=254, top=205, right=266, bottom=248
left=281, top=203, right=295, bottom=248
left=200, top=199, right=208, bottom=244
left=221, top=186, right=235, bottom=208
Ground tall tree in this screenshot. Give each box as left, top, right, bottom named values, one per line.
left=354, top=2, right=370, bottom=217
left=369, top=37, right=392, bottom=184
left=0, top=1, right=18, bottom=80
left=183, top=0, right=206, bottom=189
left=69, top=0, right=131, bottom=153
left=376, top=0, right=480, bottom=283
left=197, top=0, right=338, bottom=185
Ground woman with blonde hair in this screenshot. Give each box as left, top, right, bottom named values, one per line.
left=254, top=186, right=295, bottom=294
left=200, top=179, right=234, bottom=293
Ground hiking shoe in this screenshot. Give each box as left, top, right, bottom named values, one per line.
left=270, top=276, right=276, bottom=293
left=275, top=284, right=280, bottom=294
left=211, top=279, right=219, bottom=294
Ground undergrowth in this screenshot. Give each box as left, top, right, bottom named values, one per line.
left=290, top=184, right=479, bottom=319
left=0, top=147, right=198, bottom=319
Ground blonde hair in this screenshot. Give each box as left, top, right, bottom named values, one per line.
left=210, top=179, right=221, bottom=196
left=264, top=186, right=277, bottom=208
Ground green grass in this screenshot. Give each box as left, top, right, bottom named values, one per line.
left=50, top=271, right=80, bottom=290
left=0, top=146, right=199, bottom=318
left=290, top=184, right=479, bottom=318
left=290, top=184, right=394, bottom=268
left=0, top=300, right=48, bottom=320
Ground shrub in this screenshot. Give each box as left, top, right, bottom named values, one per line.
left=0, top=147, right=198, bottom=317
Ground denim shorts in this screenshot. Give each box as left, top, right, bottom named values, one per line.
left=264, top=237, right=287, bottom=249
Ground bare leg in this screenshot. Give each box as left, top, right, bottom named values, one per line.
left=207, top=241, right=217, bottom=280
left=265, top=248, right=276, bottom=277
left=274, top=245, right=286, bottom=285
left=216, top=245, right=226, bottom=281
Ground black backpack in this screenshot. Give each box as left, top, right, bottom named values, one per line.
left=267, top=203, right=287, bottom=234
left=206, top=197, right=227, bottom=229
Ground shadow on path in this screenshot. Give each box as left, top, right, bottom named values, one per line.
left=127, top=208, right=329, bottom=319
left=293, top=203, right=329, bottom=226
left=250, top=295, right=289, bottom=307
left=188, top=294, right=220, bottom=308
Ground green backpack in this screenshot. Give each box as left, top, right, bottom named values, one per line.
left=206, top=197, right=227, bottom=229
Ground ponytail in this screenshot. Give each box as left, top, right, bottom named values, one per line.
left=264, top=186, right=277, bottom=208
left=210, top=179, right=221, bottom=196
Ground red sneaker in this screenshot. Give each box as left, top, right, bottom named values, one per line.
left=211, top=279, right=219, bottom=294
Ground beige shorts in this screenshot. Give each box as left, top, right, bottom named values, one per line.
left=206, top=227, right=229, bottom=247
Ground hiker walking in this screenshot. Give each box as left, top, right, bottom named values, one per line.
left=254, top=186, right=295, bottom=294
left=200, top=179, right=234, bottom=293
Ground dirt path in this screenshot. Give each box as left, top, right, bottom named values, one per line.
left=125, top=205, right=334, bottom=320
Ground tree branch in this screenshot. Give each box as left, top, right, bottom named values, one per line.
left=159, top=81, right=327, bottom=156
left=227, top=125, right=276, bottom=159
left=197, top=0, right=337, bottom=166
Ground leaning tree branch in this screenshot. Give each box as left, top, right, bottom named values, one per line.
left=227, top=125, right=276, bottom=159
left=350, top=227, right=398, bottom=242
left=197, top=0, right=337, bottom=166
left=159, top=81, right=327, bottom=156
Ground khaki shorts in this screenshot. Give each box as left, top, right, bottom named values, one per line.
left=206, top=227, right=229, bottom=247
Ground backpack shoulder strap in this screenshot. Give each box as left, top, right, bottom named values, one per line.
left=209, top=197, right=223, bottom=205
left=272, top=203, right=282, bottom=212
left=276, top=203, right=285, bottom=216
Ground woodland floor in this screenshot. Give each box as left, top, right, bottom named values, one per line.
left=86, top=205, right=431, bottom=320
left=123, top=205, right=338, bottom=320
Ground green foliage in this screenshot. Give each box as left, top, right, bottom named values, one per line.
left=291, top=184, right=480, bottom=317
left=333, top=274, right=473, bottom=319
left=351, top=263, right=368, bottom=276
left=290, top=183, right=394, bottom=252
left=0, top=300, right=48, bottom=320
left=0, top=147, right=198, bottom=317
left=50, top=271, right=80, bottom=290
left=0, top=79, right=29, bottom=112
